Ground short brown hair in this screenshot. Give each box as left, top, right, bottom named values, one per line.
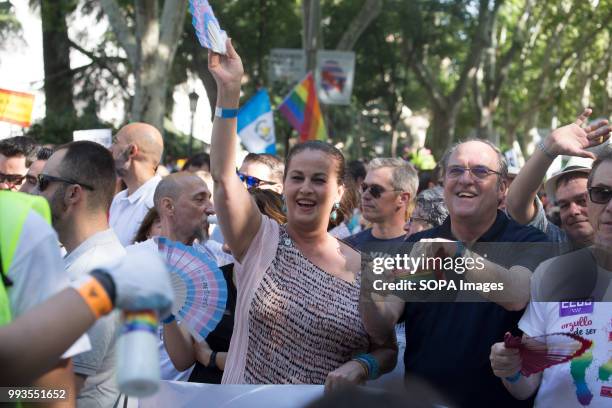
left=243, top=153, right=284, bottom=183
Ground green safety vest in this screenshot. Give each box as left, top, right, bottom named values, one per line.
left=0, top=191, right=52, bottom=326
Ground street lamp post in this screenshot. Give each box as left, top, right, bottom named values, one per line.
left=188, top=90, right=199, bottom=157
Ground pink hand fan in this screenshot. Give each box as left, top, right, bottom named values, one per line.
left=189, top=0, right=228, bottom=54
left=504, top=332, right=592, bottom=376
left=156, top=237, right=227, bottom=342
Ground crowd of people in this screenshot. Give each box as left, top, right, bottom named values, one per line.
left=0, top=38, right=611, bottom=408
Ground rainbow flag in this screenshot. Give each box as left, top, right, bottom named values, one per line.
left=278, top=72, right=327, bottom=142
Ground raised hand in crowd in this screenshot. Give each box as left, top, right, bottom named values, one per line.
left=542, top=108, right=611, bottom=159
left=506, top=108, right=611, bottom=240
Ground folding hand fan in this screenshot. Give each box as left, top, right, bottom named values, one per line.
left=156, top=237, right=228, bottom=342
left=189, top=0, right=228, bottom=54
left=504, top=332, right=592, bottom=376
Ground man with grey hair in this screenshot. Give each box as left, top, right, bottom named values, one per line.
left=128, top=171, right=215, bottom=382
left=361, top=140, right=550, bottom=408
left=345, top=157, right=417, bottom=250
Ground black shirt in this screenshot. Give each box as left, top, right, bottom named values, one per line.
left=188, top=263, right=236, bottom=384
left=403, top=211, right=550, bottom=407
left=345, top=228, right=406, bottom=251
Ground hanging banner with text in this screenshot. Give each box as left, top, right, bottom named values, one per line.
left=0, top=88, right=35, bottom=127
left=315, top=50, right=355, bottom=105
left=269, top=48, right=306, bottom=84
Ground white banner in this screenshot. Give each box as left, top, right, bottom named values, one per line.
left=269, top=49, right=306, bottom=84
left=316, top=50, right=355, bottom=105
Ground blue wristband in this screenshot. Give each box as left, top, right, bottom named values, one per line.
left=215, top=107, right=239, bottom=119
left=505, top=371, right=521, bottom=383
left=354, top=353, right=380, bottom=380
left=161, top=314, right=176, bottom=324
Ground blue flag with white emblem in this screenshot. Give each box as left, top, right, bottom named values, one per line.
left=237, top=89, right=276, bottom=154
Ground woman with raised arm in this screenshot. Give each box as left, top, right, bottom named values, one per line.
left=208, top=40, right=396, bottom=388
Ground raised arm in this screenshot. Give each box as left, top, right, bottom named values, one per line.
left=208, top=40, right=262, bottom=262
left=506, top=108, right=611, bottom=224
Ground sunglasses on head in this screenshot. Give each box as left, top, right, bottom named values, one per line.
left=236, top=171, right=276, bottom=189
left=361, top=183, right=401, bottom=199
left=37, top=174, right=95, bottom=192
left=446, top=165, right=501, bottom=180
left=0, top=172, right=25, bottom=186
left=588, top=186, right=612, bottom=205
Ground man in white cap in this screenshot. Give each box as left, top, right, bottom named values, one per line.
left=505, top=108, right=611, bottom=245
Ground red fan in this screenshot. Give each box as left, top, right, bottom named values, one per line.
left=504, top=332, right=592, bottom=376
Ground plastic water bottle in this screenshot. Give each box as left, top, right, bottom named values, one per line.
left=116, top=310, right=160, bottom=397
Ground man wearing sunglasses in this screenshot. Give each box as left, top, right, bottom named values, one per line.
left=35, top=141, right=126, bottom=407
left=345, top=158, right=418, bottom=250
left=238, top=153, right=283, bottom=193
left=209, top=153, right=284, bottom=244
left=19, top=146, right=53, bottom=194
left=361, top=140, right=551, bottom=408
left=490, top=150, right=612, bottom=408
left=506, top=108, right=612, bottom=246
left=0, top=136, right=38, bottom=191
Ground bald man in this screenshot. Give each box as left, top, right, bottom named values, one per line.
left=109, top=122, right=165, bottom=245
left=126, top=171, right=215, bottom=381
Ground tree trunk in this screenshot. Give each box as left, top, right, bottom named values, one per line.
left=40, top=0, right=75, bottom=125
left=101, top=0, right=188, bottom=132
left=406, top=0, right=500, bottom=159
left=336, top=0, right=382, bottom=51
left=429, top=106, right=457, bottom=159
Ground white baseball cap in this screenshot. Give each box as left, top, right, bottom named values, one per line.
left=544, top=156, right=593, bottom=204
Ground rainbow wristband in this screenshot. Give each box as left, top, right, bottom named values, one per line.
left=505, top=371, right=522, bottom=383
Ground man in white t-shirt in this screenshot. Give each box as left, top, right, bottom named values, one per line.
left=490, top=148, right=612, bottom=407
left=127, top=172, right=215, bottom=381
left=109, top=122, right=164, bottom=246
left=36, top=141, right=125, bottom=407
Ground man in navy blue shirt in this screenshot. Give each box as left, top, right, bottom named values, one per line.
left=361, top=140, right=551, bottom=407
left=345, top=158, right=418, bottom=250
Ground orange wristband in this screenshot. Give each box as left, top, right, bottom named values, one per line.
left=76, top=277, right=113, bottom=319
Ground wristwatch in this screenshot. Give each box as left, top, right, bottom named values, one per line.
left=215, top=107, right=239, bottom=119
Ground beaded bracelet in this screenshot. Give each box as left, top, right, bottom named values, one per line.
left=536, top=141, right=556, bottom=160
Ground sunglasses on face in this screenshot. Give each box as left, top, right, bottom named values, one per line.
left=588, top=186, right=612, bottom=205
left=37, top=174, right=95, bottom=192
left=236, top=171, right=276, bottom=189
left=0, top=172, right=25, bottom=186
left=446, top=165, right=501, bottom=180
left=361, top=183, right=401, bottom=199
